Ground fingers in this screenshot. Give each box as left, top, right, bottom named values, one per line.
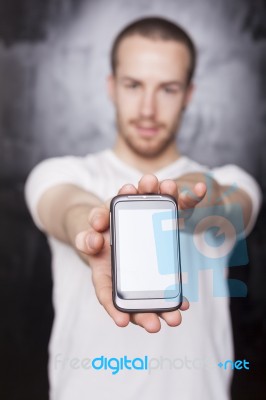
left=194, top=182, right=207, bottom=198
left=75, top=205, right=109, bottom=255
left=136, top=176, right=207, bottom=211
left=130, top=313, right=161, bottom=333
left=159, top=297, right=189, bottom=327
left=118, top=176, right=161, bottom=196
left=75, top=229, right=105, bottom=255
left=138, top=174, right=159, bottom=194
left=118, top=183, right=138, bottom=195
left=88, top=205, right=109, bottom=232
left=180, top=296, right=190, bottom=311
left=130, top=299, right=189, bottom=331
left=130, top=306, right=186, bottom=332
left=178, top=182, right=207, bottom=210
left=159, top=310, right=182, bottom=327
left=159, top=179, right=178, bottom=199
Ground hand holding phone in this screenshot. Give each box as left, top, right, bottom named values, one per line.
left=75, top=174, right=195, bottom=332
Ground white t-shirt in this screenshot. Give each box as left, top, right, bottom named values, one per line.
left=25, top=149, right=262, bottom=400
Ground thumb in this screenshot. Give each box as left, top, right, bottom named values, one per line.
left=178, top=182, right=207, bottom=210
left=75, top=229, right=104, bottom=255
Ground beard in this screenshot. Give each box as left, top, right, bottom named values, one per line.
left=116, top=114, right=178, bottom=159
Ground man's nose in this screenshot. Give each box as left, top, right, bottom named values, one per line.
left=139, top=91, right=156, bottom=119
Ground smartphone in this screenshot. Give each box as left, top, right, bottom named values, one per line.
left=110, top=194, right=182, bottom=312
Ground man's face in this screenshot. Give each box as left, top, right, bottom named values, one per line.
left=108, top=35, right=194, bottom=158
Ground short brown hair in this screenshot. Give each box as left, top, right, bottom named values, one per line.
left=110, top=16, right=197, bottom=84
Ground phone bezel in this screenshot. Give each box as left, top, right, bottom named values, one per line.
left=110, top=194, right=183, bottom=312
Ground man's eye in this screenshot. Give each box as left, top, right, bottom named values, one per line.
left=125, top=83, right=140, bottom=89
left=164, top=87, right=178, bottom=94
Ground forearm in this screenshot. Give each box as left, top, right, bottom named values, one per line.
left=37, top=184, right=102, bottom=243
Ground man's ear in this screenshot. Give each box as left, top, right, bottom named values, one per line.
left=106, top=74, right=116, bottom=104
left=183, top=82, right=195, bottom=109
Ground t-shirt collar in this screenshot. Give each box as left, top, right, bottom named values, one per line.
left=105, top=148, right=188, bottom=179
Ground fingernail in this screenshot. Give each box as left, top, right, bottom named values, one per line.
left=75, top=231, right=86, bottom=251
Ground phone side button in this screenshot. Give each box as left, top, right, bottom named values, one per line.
left=109, top=213, right=112, bottom=246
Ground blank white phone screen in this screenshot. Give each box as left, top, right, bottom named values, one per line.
left=117, top=209, right=179, bottom=293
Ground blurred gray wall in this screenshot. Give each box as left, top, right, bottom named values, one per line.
left=0, top=1, right=265, bottom=399
left=1, top=0, right=265, bottom=175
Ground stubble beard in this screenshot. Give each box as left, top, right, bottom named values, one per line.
left=116, top=116, right=178, bottom=159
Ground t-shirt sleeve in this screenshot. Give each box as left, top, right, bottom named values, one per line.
left=24, top=156, right=90, bottom=231
left=211, top=164, right=262, bottom=236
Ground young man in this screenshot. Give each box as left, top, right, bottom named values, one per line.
left=25, top=17, right=261, bottom=400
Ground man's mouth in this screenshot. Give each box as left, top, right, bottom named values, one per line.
left=134, top=124, right=160, bottom=137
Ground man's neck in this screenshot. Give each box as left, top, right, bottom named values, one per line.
left=112, top=138, right=181, bottom=174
